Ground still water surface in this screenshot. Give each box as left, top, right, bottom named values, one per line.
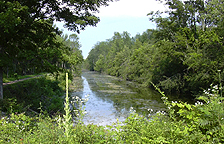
left=71, top=71, right=167, bottom=126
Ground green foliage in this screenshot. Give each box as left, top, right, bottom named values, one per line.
left=94, top=54, right=105, bottom=73
left=85, top=0, right=224, bottom=97
left=2, top=76, right=64, bottom=114
left=0, top=0, right=112, bottom=99
left=3, top=73, right=44, bottom=83
left=1, top=80, right=224, bottom=143
left=2, top=0, right=224, bottom=142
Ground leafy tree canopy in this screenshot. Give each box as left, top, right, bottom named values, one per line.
left=0, top=0, right=114, bottom=99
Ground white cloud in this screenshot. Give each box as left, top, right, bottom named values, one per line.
left=97, top=0, right=167, bottom=17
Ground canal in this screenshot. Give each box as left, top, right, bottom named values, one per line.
left=71, top=71, right=167, bottom=126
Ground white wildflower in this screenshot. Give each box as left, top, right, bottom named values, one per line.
left=147, top=108, right=153, bottom=112
left=20, top=128, right=25, bottom=132
left=195, top=101, right=203, bottom=106
left=213, top=85, right=218, bottom=90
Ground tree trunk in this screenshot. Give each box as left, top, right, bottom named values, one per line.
left=0, top=66, right=3, bottom=99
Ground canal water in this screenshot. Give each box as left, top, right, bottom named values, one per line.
left=71, top=71, right=167, bottom=126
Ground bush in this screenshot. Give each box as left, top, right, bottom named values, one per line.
left=2, top=76, right=64, bottom=114
left=1, top=77, right=224, bottom=143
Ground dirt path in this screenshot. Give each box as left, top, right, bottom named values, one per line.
left=3, top=75, right=43, bottom=86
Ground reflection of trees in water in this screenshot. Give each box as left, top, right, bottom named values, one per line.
left=81, top=71, right=167, bottom=117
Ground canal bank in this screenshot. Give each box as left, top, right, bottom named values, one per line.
left=71, top=71, right=167, bottom=125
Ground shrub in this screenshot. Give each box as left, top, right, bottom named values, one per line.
left=1, top=75, right=224, bottom=143
left=3, top=76, right=64, bottom=114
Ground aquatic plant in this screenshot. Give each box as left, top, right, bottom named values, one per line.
left=1, top=73, right=224, bottom=143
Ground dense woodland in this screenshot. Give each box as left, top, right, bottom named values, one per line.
left=0, top=0, right=114, bottom=99
left=85, top=0, right=224, bottom=97
left=1, top=0, right=224, bottom=143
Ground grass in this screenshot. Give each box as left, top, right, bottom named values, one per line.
left=3, top=73, right=45, bottom=83
left=1, top=73, right=64, bottom=115
left=0, top=73, right=224, bottom=143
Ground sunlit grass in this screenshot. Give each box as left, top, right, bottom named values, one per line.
left=3, top=73, right=45, bottom=83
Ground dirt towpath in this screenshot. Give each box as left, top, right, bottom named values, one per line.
left=3, top=75, right=43, bottom=86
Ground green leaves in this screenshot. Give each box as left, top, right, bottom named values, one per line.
left=94, top=54, right=105, bottom=73
left=85, top=0, right=224, bottom=98
left=0, top=0, right=112, bottom=98
left=1, top=84, right=224, bottom=143
left=0, top=1, right=27, bottom=33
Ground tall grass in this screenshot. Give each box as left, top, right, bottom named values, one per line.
left=1, top=74, right=64, bottom=114
left=0, top=73, right=224, bottom=143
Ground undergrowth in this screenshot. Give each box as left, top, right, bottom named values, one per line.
left=1, top=73, right=65, bottom=115
left=0, top=73, right=224, bottom=143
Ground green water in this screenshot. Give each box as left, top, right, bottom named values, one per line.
left=71, top=71, right=185, bottom=125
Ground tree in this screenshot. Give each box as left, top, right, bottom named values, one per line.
left=58, top=33, right=84, bottom=76
left=86, top=0, right=224, bottom=97
left=94, top=54, right=105, bottom=73
left=0, top=0, right=114, bottom=99
left=147, top=0, right=224, bottom=94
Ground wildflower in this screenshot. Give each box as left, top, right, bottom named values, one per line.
left=147, top=108, right=153, bottom=112
left=195, top=101, right=203, bottom=106
left=171, top=101, right=178, bottom=104
left=213, top=85, right=218, bottom=90
left=20, top=128, right=25, bottom=132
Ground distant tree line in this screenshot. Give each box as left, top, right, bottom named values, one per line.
left=84, top=0, right=224, bottom=97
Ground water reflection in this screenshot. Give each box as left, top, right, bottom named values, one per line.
left=71, top=71, right=167, bottom=126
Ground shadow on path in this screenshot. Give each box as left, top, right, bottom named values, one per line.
left=3, top=75, right=43, bottom=86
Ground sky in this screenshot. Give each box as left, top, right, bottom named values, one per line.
left=55, top=0, right=167, bottom=59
